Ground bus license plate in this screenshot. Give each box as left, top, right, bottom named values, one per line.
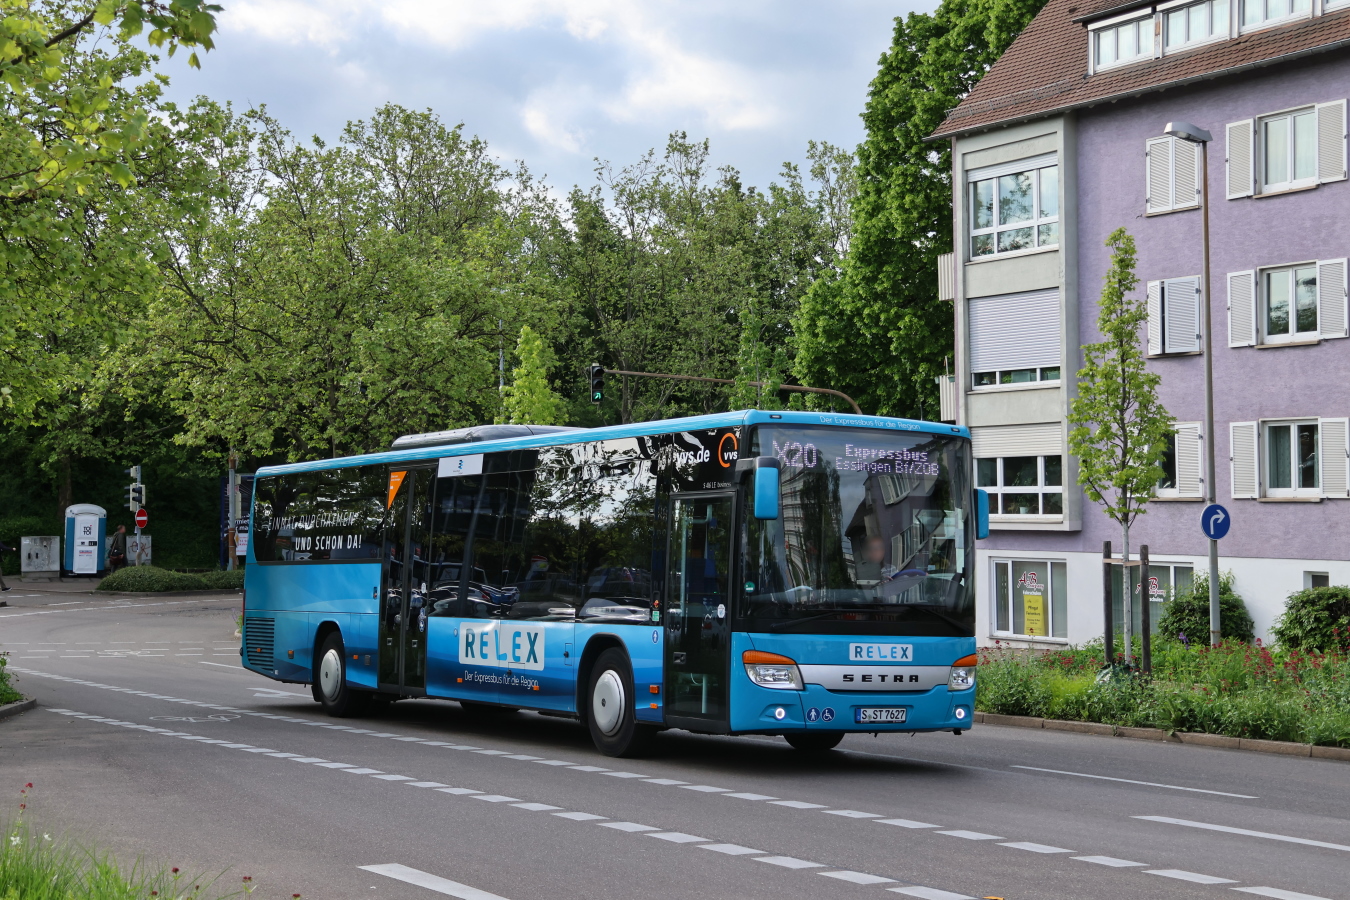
left=855, top=707, right=907, bottom=724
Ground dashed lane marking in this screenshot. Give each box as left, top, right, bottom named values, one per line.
left=1134, top=816, right=1350, bottom=853
left=888, top=888, right=976, bottom=900
left=360, top=864, right=513, bottom=900
left=821, top=870, right=896, bottom=885
left=936, top=831, right=1003, bottom=841
left=1232, top=888, right=1335, bottom=900
left=1146, top=870, right=1239, bottom=885
left=1072, top=856, right=1145, bottom=867
left=999, top=842, right=1072, bottom=854
left=1012, top=766, right=1258, bottom=799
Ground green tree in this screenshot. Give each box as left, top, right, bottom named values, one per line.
left=502, top=325, right=565, bottom=425
left=1069, top=228, right=1175, bottom=658
left=144, top=106, right=559, bottom=461
left=794, top=0, right=1050, bottom=417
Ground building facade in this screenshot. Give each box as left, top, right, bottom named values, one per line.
left=932, top=0, right=1350, bottom=646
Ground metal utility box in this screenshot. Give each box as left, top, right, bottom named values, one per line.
left=64, top=504, right=107, bottom=575
left=21, top=536, right=61, bottom=575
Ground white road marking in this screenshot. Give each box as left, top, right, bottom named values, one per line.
left=889, top=887, right=975, bottom=900
left=314, top=762, right=358, bottom=768
left=876, top=819, right=939, bottom=829
left=648, top=832, right=710, bottom=843
left=770, top=800, right=825, bottom=809
left=937, top=831, right=1003, bottom=841
left=372, top=774, right=414, bottom=781
left=568, top=765, right=608, bottom=772
left=360, top=864, right=512, bottom=900
left=821, top=871, right=896, bottom=885
left=503, top=754, right=541, bottom=761
left=553, top=812, right=605, bottom=821
left=533, top=759, right=575, bottom=766
left=755, top=856, right=823, bottom=869
left=681, top=785, right=729, bottom=792
left=1073, top=856, right=1144, bottom=867
left=343, top=768, right=384, bottom=775
left=1013, top=765, right=1257, bottom=799
left=602, top=771, right=647, bottom=778
left=643, top=778, right=688, bottom=785
left=1233, top=888, right=1334, bottom=900
left=472, top=795, right=521, bottom=803
left=406, top=782, right=449, bottom=788
left=511, top=802, right=560, bottom=811
left=198, top=662, right=240, bottom=669
left=473, top=749, right=510, bottom=755
left=999, top=842, right=1071, bottom=853
left=1134, top=816, right=1350, bottom=853
left=826, top=809, right=881, bottom=818
left=290, top=757, right=328, bottom=763
left=699, top=844, right=764, bottom=856
left=1146, top=870, right=1238, bottom=884
left=600, top=822, right=659, bottom=832
left=436, top=788, right=482, bottom=796
left=723, top=792, right=776, bottom=800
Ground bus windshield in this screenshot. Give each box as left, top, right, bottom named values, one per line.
left=741, top=425, right=973, bottom=637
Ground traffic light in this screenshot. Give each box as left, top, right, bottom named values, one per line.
left=127, top=483, right=145, bottom=512
left=125, top=465, right=141, bottom=482
left=588, top=364, right=605, bottom=403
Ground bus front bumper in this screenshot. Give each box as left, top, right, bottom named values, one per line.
left=730, top=682, right=975, bottom=734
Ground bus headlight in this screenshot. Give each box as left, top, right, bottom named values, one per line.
left=743, top=650, right=803, bottom=690
left=948, top=654, right=977, bottom=691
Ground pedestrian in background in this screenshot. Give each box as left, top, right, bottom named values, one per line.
left=108, top=525, right=127, bottom=572
left=0, top=539, right=13, bottom=591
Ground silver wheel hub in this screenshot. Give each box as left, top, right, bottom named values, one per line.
left=319, top=648, right=343, bottom=702
left=592, top=669, right=625, bottom=736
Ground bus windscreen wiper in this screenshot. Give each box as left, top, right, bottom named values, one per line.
left=896, top=604, right=968, bottom=633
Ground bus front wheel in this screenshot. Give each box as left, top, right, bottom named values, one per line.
left=587, top=648, right=656, bottom=758
left=784, top=731, right=844, bottom=752
left=316, top=632, right=369, bottom=718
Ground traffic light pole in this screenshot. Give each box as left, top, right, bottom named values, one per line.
left=600, top=369, right=863, bottom=414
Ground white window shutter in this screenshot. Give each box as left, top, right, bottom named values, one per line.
left=1320, top=418, right=1350, bottom=498
left=1175, top=423, right=1203, bottom=497
left=1230, top=421, right=1259, bottom=499
left=1146, top=137, right=1174, bottom=213
left=1316, top=99, right=1348, bottom=184
left=1227, top=270, right=1256, bottom=347
left=1165, top=277, right=1200, bottom=353
left=1226, top=120, right=1254, bottom=199
left=1146, top=280, right=1163, bottom=355
left=1317, top=258, right=1348, bottom=339
left=1173, top=138, right=1200, bottom=209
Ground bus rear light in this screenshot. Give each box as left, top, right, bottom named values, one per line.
left=743, top=650, right=803, bottom=690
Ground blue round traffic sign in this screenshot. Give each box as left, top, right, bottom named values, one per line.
left=1201, top=503, right=1231, bottom=540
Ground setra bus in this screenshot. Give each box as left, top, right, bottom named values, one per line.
left=240, top=410, right=989, bottom=756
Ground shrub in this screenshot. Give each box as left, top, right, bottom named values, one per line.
left=96, top=566, right=204, bottom=592
left=0, top=655, right=20, bottom=704
left=1271, top=586, right=1350, bottom=652
left=197, top=569, right=245, bottom=591
left=1157, top=571, right=1254, bottom=645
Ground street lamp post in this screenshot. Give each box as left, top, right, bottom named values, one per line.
left=1165, top=120, right=1221, bottom=647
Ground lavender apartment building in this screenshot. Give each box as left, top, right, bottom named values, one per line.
left=930, top=0, right=1350, bottom=645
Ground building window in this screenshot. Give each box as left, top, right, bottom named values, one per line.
left=1145, top=136, right=1201, bottom=214
left=1093, top=17, right=1154, bottom=68
left=1164, top=0, right=1229, bottom=50
left=1240, top=0, right=1309, bottom=30
left=1263, top=265, right=1318, bottom=342
left=1113, top=562, right=1193, bottom=639
left=1146, top=277, right=1200, bottom=354
left=1305, top=571, right=1331, bottom=588
left=1155, top=424, right=1204, bottom=497
left=972, top=366, right=1061, bottom=387
left=1266, top=420, right=1320, bottom=496
left=1261, top=108, right=1318, bottom=192
left=993, top=559, right=1067, bottom=638
left=969, top=160, right=1058, bottom=258
left=977, top=455, right=1063, bottom=516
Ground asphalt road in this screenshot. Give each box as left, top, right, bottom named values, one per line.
left=2, top=588, right=1347, bottom=900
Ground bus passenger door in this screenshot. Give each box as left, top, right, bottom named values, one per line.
left=379, top=467, right=433, bottom=694
left=664, top=493, right=733, bottom=731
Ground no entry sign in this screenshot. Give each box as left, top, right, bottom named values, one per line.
left=135, top=508, right=148, bottom=529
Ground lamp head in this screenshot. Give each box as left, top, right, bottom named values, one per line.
left=1164, top=121, right=1213, bottom=143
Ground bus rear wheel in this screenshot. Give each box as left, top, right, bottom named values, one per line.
left=784, top=731, right=844, bottom=752
left=315, top=633, right=369, bottom=718
left=587, top=648, right=656, bottom=758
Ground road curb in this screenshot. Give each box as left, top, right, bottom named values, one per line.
left=973, top=711, right=1350, bottom=760
left=0, top=699, right=36, bottom=722
left=92, top=589, right=243, bottom=598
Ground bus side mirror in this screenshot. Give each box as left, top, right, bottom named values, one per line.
left=975, top=489, right=990, bottom=540
left=753, top=458, right=780, bottom=520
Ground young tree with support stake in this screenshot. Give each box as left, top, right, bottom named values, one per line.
left=1069, top=229, right=1174, bottom=663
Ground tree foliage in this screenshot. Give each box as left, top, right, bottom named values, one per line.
left=502, top=325, right=565, bottom=426
left=794, top=0, right=1050, bottom=417
left=1068, top=228, right=1174, bottom=559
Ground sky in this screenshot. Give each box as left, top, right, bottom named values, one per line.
left=156, top=0, right=936, bottom=196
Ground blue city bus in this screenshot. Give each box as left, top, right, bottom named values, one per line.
left=240, top=410, right=989, bottom=756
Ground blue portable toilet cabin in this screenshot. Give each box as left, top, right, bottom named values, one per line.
left=64, top=504, right=107, bottom=575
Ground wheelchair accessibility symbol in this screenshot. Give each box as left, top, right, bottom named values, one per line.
left=821, top=708, right=835, bottom=722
